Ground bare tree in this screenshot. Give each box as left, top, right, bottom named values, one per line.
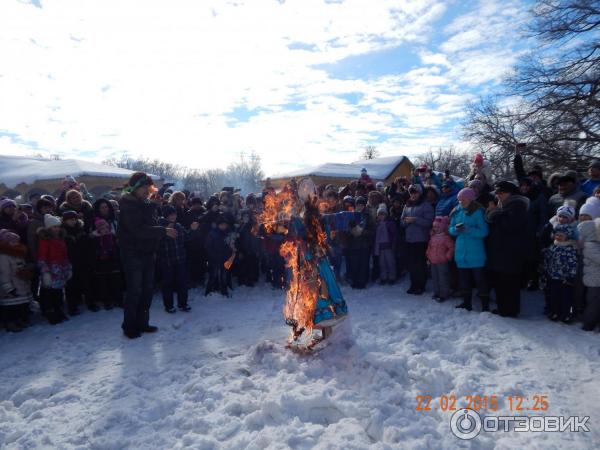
left=103, top=151, right=265, bottom=198
left=413, top=146, right=473, bottom=178
left=463, top=0, right=600, bottom=174
left=360, top=145, right=380, bottom=160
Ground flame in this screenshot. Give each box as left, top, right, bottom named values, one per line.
left=257, top=188, right=331, bottom=342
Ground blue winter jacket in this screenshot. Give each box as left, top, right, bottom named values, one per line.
left=435, top=188, right=459, bottom=217
left=449, top=204, right=489, bottom=268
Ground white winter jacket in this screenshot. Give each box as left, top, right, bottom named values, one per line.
left=578, top=219, right=600, bottom=287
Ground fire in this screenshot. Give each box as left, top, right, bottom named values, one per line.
left=256, top=186, right=331, bottom=342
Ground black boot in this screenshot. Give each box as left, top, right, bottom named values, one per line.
left=456, top=293, right=472, bottom=311
left=480, top=295, right=490, bottom=312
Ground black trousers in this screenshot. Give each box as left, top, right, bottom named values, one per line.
left=346, top=247, right=370, bottom=289
left=161, top=263, right=189, bottom=309
left=549, top=278, right=573, bottom=320
left=93, top=271, right=123, bottom=307
left=121, top=249, right=156, bottom=333
left=406, top=242, right=428, bottom=291
left=39, top=288, right=65, bottom=321
left=490, top=271, right=521, bottom=317
left=237, top=253, right=260, bottom=286
left=65, top=268, right=92, bottom=310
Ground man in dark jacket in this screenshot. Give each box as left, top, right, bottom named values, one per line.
left=486, top=181, right=530, bottom=317
left=519, top=178, right=548, bottom=290
left=547, top=173, right=587, bottom=217
left=118, top=172, right=177, bottom=339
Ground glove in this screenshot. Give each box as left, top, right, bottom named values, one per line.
left=351, top=226, right=363, bottom=237
left=42, top=273, right=52, bottom=287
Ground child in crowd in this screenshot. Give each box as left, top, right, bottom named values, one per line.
left=0, top=229, right=33, bottom=332
left=236, top=209, right=260, bottom=287
left=62, top=210, right=97, bottom=314
left=205, top=215, right=235, bottom=297
left=158, top=205, right=198, bottom=312
left=546, top=205, right=579, bottom=322
left=90, top=218, right=122, bottom=309
left=374, top=204, right=397, bottom=285
left=426, top=216, right=455, bottom=302
left=38, top=214, right=72, bottom=324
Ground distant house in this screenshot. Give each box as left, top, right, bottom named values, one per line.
left=0, top=155, right=163, bottom=200
left=267, top=155, right=414, bottom=190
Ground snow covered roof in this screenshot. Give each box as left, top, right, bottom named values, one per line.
left=271, top=155, right=410, bottom=180
left=0, top=154, right=159, bottom=189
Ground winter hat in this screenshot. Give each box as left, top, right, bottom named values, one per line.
left=457, top=188, right=476, bottom=202
left=558, top=171, right=578, bottom=184
left=162, top=205, right=177, bottom=218
left=34, top=198, right=52, bottom=214
left=468, top=179, right=484, bottom=193
left=581, top=197, right=600, bottom=219
left=355, top=196, right=367, bottom=206
left=190, top=197, right=203, bottom=206
left=556, top=205, right=576, bottom=221
left=0, top=198, right=17, bottom=212
left=61, top=210, right=78, bottom=221
left=579, top=197, right=600, bottom=219
left=43, top=214, right=61, bottom=229
left=0, top=229, right=20, bottom=245
left=95, top=218, right=110, bottom=234
left=376, top=204, right=388, bottom=216
left=375, top=181, right=384, bottom=190
left=494, top=180, right=519, bottom=195
left=408, top=184, right=423, bottom=194
left=361, top=168, right=367, bottom=174
left=554, top=223, right=576, bottom=240
left=433, top=216, right=450, bottom=231
left=342, top=195, right=355, bottom=207
left=588, top=160, right=600, bottom=171
left=474, top=153, right=484, bottom=165
left=206, top=195, right=220, bottom=210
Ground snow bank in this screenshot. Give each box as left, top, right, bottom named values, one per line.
left=0, top=155, right=157, bottom=189
left=0, top=282, right=598, bottom=449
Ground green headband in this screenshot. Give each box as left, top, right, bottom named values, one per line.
left=124, top=175, right=152, bottom=194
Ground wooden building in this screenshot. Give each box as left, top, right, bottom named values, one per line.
left=267, top=155, right=414, bottom=190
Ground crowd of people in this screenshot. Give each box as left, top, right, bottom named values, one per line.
left=1, top=148, right=600, bottom=338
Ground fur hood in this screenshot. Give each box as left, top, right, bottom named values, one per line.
left=0, top=242, right=27, bottom=258
left=578, top=218, right=600, bottom=243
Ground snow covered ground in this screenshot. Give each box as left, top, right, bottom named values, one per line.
left=1, top=280, right=599, bottom=450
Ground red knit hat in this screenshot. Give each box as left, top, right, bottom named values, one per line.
left=474, top=153, right=484, bottom=165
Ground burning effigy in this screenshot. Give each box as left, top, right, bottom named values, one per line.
left=257, top=180, right=355, bottom=351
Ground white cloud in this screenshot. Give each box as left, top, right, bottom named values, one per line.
left=0, top=0, right=529, bottom=177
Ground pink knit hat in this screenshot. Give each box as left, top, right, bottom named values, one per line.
left=457, top=188, right=477, bottom=202
left=474, top=153, right=484, bottom=165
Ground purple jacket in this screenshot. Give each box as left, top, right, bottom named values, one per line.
left=401, top=200, right=434, bottom=243
left=375, top=218, right=397, bottom=255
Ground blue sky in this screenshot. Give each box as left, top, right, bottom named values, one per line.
left=0, top=0, right=532, bottom=176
